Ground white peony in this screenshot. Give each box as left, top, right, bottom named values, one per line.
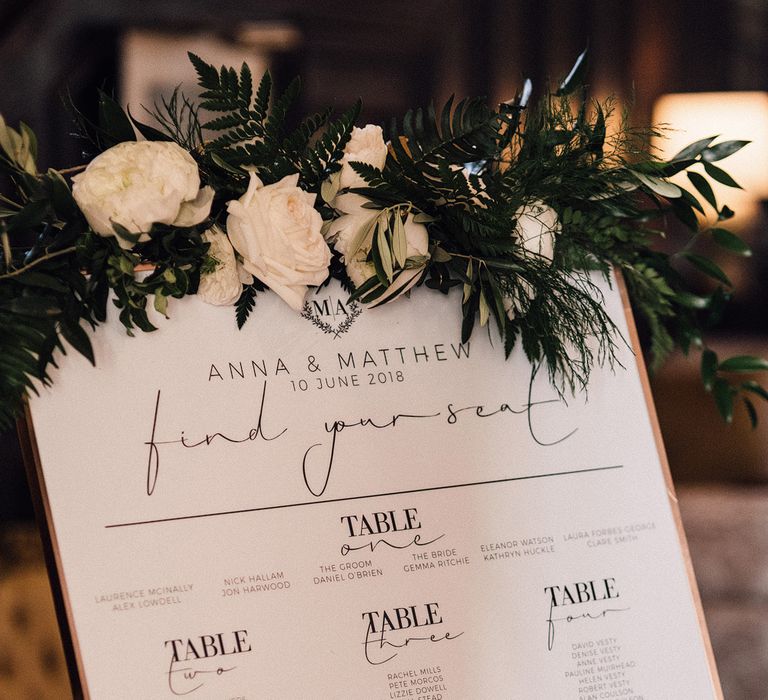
left=338, top=124, right=388, bottom=190
left=198, top=227, right=252, bottom=306
left=226, top=172, right=331, bottom=311
left=72, top=141, right=213, bottom=249
left=504, top=200, right=560, bottom=319
left=333, top=201, right=429, bottom=304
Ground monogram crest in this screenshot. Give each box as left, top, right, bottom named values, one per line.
left=301, top=296, right=362, bottom=338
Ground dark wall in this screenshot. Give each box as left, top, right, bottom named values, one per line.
left=2, top=0, right=767, bottom=519
left=2, top=0, right=758, bottom=171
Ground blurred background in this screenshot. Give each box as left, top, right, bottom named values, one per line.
left=1, top=1, right=768, bottom=697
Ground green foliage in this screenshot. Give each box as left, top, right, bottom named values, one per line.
left=339, top=54, right=766, bottom=419
left=345, top=205, right=430, bottom=307
left=142, top=88, right=201, bottom=150
left=697, top=349, right=768, bottom=425
left=63, top=90, right=137, bottom=157
left=234, top=278, right=266, bottom=329
left=187, top=53, right=360, bottom=193
left=0, top=51, right=766, bottom=432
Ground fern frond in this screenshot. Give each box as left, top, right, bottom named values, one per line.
left=297, top=100, right=361, bottom=189
left=389, top=97, right=499, bottom=169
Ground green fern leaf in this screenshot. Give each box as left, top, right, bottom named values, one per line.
left=235, top=285, right=256, bottom=329
left=297, top=100, right=361, bottom=189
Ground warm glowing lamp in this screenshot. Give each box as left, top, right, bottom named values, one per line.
left=652, top=92, right=768, bottom=227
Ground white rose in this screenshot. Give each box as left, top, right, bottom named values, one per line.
left=504, top=200, right=560, bottom=319
left=325, top=191, right=371, bottom=242
left=226, top=172, right=331, bottom=311
left=72, top=141, right=213, bottom=249
left=333, top=202, right=429, bottom=304
left=198, top=226, right=253, bottom=306
left=338, top=124, right=388, bottom=190
left=515, top=199, right=559, bottom=262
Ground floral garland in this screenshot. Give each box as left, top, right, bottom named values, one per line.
left=1, top=51, right=766, bottom=429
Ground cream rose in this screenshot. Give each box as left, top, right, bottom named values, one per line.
left=504, top=199, right=560, bottom=319
left=338, top=124, right=388, bottom=190
left=515, top=199, right=559, bottom=262
left=226, top=173, right=331, bottom=311
left=72, top=141, right=213, bottom=249
left=198, top=227, right=253, bottom=306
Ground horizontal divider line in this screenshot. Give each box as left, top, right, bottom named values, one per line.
left=105, top=464, right=623, bottom=529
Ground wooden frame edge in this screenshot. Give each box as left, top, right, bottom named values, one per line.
left=615, top=270, right=723, bottom=699
left=17, top=403, right=87, bottom=699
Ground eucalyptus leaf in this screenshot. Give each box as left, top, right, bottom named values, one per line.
left=680, top=252, right=732, bottom=286
left=47, top=168, right=80, bottom=220
left=743, top=397, right=758, bottom=429
left=701, top=349, right=718, bottom=391
left=687, top=171, right=717, bottom=210
left=675, top=291, right=710, bottom=310
left=130, top=308, right=158, bottom=333
left=347, top=213, right=377, bottom=260
left=393, top=213, right=407, bottom=267
left=127, top=107, right=174, bottom=142
left=633, top=171, right=682, bottom=199
left=347, top=275, right=380, bottom=303
left=111, top=221, right=141, bottom=246
left=660, top=158, right=697, bottom=177
left=703, top=162, right=741, bottom=189
left=679, top=187, right=705, bottom=214
left=461, top=292, right=477, bottom=343
left=404, top=255, right=429, bottom=268
left=711, top=228, right=751, bottom=256
left=479, top=290, right=490, bottom=327
left=376, top=222, right=394, bottom=282
left=670, top=136, right=716, bottom=162
left=713, top=378, right=734, bottom=423
left=718, top=356, right=768, bottom=373
left=97, top=91, right=136, bottom=147
left=431, top=246, right=452, bottom=263
left=368, top=269, right=423, bottom=307
left=0, top=114, right=14, bottom=161
left=154, top=291, right=169, bottom=316
left=116, top=255, right=135, bottom=275
left=701, top=140, right=750, bottom=162
left=370, top=224, right=389, bottom=285
left=211, top=152, right=247, bottom=176
left=718, top=205, right=735, bottom=221
left=18, top=122, right=38, bottom=173
left=742, top=380, right=768, bottom=402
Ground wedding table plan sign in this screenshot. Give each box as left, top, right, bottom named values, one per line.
left=5, top=50, right=761, bottom=697
left=23, top=272, right=722, bottom=698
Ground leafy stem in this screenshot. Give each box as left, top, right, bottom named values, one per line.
left=1, top=230, right=10, bottom=266
left=0, top=245, right=77, bottom=279
left=56, top=164, right=87, bottom=175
